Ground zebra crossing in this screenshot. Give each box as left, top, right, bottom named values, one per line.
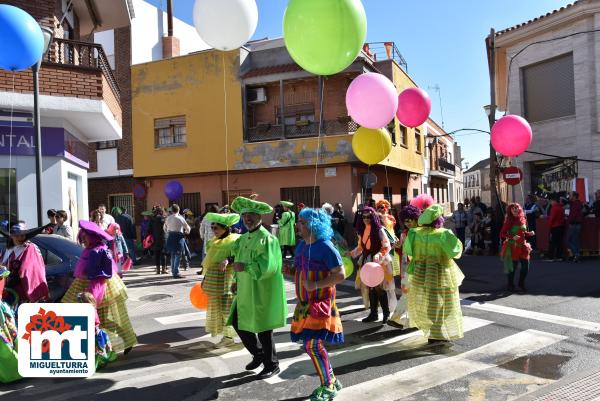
left=1, top=283, right=598, bottom=401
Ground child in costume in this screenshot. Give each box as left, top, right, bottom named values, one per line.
left=0, top=266, right=20, bottom=383
left=76, top=291, right=117, bottom=369
left=278, top=201, right=296, bottom=258
left=201, top=212, right=241, bottom=348
left=376, top=199, right=400, bottom=276
left=388, top=205, right=421, bottom=329
left=404, top=205, right=464, bottom=344
left=500, top=203, right=534, bottom=292
left=349, top=207, right=396, bottom=323
left=292, top=208, right=345, bottom=401
left=62, top=220, right=137, bottom=354
left=106, top=223, right=129, bottom=276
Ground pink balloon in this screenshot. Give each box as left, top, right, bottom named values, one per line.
left=360, top=262, right=384, bottom=288
left=491, top=115, right=532, bottom=157
left=396, top=88, right=431, bottom=128
left=346, top=73, right=398, bottom=129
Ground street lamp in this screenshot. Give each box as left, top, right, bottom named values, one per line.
left=32, top=26, right=54, bottom=226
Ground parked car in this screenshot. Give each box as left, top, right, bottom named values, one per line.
left=0, top=234, right=83, bottom=302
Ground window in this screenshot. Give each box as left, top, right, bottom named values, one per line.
left=155, top=116, right=187, bottom=148
left=170, top=192, right=201, bottom=215
left=522, top=53, right=575, bottom=122
left=415, top=129, right=422, bottom=153
left=412, top=188, right=419, bottom=198
left=0, top=169, right=17, bottom=222
left=399, top=125, right=408, bottom=147
left=384, top=187, right=393, bottom=202
left=96, top=140, right=117, bottom=150
left=108, top=194, right=134, bottom=221
left=281, top=186, right=320, bottom=208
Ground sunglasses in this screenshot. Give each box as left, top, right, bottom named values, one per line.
left=362, top=215, right=372, bottom=219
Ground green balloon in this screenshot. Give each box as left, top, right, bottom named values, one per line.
left=283, top=0, right=367, bottom=76
left=342, top=256, right=354, bottom=278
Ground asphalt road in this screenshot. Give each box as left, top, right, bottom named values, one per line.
left=1, top=253, right=600, bottom=401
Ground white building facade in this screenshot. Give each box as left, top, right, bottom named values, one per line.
left=493, top=0, right=600, bottom=203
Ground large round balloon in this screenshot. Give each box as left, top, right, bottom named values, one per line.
left=491, top=115, right=532, bottom=157
left=360, top=262, right=384, bottom=288
left=164, top=180, right=183, bottom=201
left=283, top=0, right=367, bottom=76
left=352, top=127, right=392, bottom=165
left=189, top=283, right=208, bottom=310
left=346, top=73, right=398, bottom=129
left=0, top=5, right=44, bottom=72
left=396, top=88, right=432, bottom=128
left=193, top=0, right=258, bottom=51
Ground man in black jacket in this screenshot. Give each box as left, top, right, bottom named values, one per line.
left=115, top=207, right=138, bottom=265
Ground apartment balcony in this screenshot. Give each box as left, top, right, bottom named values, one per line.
left=429, top=157, right=456, bottom=179
left=246, top=119, right=359, bottom=142
left=0, top=38, right=122, bottom=142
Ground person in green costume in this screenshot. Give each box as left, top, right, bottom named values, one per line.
left=404, top=204, right=464, bottom=345
left=228, top=196, right=287, bottom=379
left=201, top=212, right=240, bottom=348
left=278, top=200, right=296, bottom=259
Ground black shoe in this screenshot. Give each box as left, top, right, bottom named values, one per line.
left=507, top=283, right=515, bottom=292
left=362, top=313, right=379, bottom=323
left=382, top=313, right=390, bottom=324
left=517, top=284, right=527, bottom=293
left=245, top=356, right=263, bottom=370
left=387, top=320, right=404, bottom=329
left=427, top=339, right=450, bottom=346
left=173, top=274, right=183, bottom=279
left=257, top=365, right=280, bottom=379
left=124, top=346, right=133, bottom=355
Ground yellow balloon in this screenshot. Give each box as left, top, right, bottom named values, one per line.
left=352, top=127, right=392, bottom=165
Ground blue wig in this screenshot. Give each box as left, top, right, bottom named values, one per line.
left=299, top=208, right=333, bottom=241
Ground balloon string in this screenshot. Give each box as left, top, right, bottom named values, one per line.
left=312, top=77, right=325, bottom=209
left=309, top=76, right=326, bottom=278
left=379, top=128, right=390, bottom=199
left=222, top=53, right=230, bottom=203
left=8, top=73, right=15, bottom=225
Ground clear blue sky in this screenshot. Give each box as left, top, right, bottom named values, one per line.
left=145, top=0, right=572, bottom=168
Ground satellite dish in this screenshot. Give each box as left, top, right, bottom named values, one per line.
left=361, top=172, right=377, bottom=189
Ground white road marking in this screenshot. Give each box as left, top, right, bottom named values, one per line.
left=264, top=316, right=493, bottom=384
left=336, top=329, right=566, bottom=401
left=462, top=299, right=600, bottom=331
left=155, top=311, right=206, bottom=325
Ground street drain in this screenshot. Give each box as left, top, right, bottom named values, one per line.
left=584, top=333, right=600, bottom=343
left=139, top=294, right=173, bottom=302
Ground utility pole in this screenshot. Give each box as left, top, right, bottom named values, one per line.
left=485, top=28, right=499, bottom=212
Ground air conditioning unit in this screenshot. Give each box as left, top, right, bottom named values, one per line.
left=247, top=87, right=267, bottom=104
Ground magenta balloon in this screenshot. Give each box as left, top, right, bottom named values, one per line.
left=491, top=115, right=532, bottom=157
left=360, top=262, right=384, bottom=288
left=396, top=88, right=431, bottom=128
left=346, top=73, right=398, bottom=129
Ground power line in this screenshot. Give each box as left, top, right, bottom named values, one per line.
left=426, top=128, right=600, bottom=163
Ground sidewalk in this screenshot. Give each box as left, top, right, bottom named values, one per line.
left=515, top=368, right=600, bottom=401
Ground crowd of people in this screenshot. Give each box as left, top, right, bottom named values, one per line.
left=2, top=188, right=598, bottom=400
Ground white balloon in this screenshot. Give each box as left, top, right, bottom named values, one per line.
left=193, top=0, right=258, bottom=51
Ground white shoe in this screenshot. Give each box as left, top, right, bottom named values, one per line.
left=215, top=337, right=235, bottom=348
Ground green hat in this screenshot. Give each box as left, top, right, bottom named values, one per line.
left=141, top=210, right=154, bottom=216
left=111, top=206, right=123, bottom=215
left=231, top=196, right=273, bottom=215
left=418, top=204, right=444, bottom=226
left=204, top=212, right=240, bottom=227
left=280, top=201, right=294, bottom=208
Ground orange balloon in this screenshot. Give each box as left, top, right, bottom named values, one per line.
left=190, top=283, right=208, bottom=310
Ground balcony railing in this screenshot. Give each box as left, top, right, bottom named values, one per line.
left=47, top=38, right=120, bottom=102
left=246, top=119, right=359, bottom=142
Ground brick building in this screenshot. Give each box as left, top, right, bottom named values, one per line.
left=132, top=38, right=433, bottom=231
left=0, top=0, right=131, bottom=228
left=87, top=0, right=207, bottom=223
